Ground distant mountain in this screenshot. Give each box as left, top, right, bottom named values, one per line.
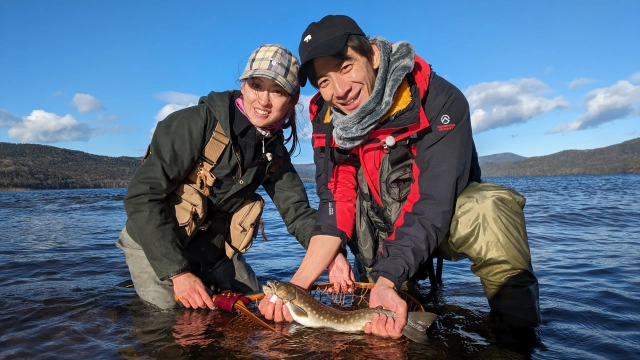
left=0, top=142, right=140, bottom=190
left=294, top=137, right=640, bottom=180
left=292, top=163, right=316, bottom=182
left=2, top=137, right=639, bottom=190
left=478, top=152, right=527, bottom=165
left=481, top=137, right=640, bottom=177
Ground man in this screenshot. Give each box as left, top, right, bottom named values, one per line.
left=259, top=15, right=541, bottom=340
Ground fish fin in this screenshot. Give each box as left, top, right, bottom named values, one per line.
left=401, top=312, right=438, bottom=344
left=288, top=303, right=309, bottom=318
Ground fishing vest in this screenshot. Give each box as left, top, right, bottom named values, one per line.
left=143, top=122, right=268, bottom=258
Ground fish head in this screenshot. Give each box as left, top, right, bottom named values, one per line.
left=263, top=280, right=299, bottom=302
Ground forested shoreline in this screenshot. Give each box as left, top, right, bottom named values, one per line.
left=2, top=138, right=639, bottom=190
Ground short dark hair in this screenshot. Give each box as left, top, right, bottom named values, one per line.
left=308, top=34, right=373, bottom=88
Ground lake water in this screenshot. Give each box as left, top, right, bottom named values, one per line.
left=1, top=174, right=639, bottom=359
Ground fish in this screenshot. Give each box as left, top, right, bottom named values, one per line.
left=262, top=280, right=437, bottom=344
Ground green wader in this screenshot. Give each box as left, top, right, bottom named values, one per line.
left=437, top=182, right=541, bottom=327
left=358, top=181, right=542, bottom=327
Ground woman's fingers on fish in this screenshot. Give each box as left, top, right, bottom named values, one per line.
left=259, top=294, right=276, bottom=320
left=273, top=298, right=285, bottom=323
left=282, top=303, right=294, bottom=322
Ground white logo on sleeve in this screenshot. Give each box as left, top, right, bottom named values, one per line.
left=441, top=115, right=450, bottom=124
left=304, top=35, right=312, bottom=42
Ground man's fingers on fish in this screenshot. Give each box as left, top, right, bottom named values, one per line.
left=364, top=321, right=373, bottom=334
left=374, top=314, right=390, bottom=338
left=387, top=316, right=402, bottom=339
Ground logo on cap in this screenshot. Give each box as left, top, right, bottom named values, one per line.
left=304, top=35, right=312, bottom=43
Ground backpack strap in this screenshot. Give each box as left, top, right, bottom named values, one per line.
left=187, top=122, right=230, bottom=195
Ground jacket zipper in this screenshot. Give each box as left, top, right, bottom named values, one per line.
left=231, top=145, right=243, bottom=179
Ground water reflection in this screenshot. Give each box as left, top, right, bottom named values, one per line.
left=1, top=176, right=640, bottom=358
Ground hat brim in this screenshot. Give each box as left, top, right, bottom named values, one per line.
left=298, top=34, right=350, bottom=87
left=239, top=69, right=298, bottom=95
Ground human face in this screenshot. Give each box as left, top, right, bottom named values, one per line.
left=312, top=44, right=380, bottom=115
left=241, top=77, right=292, bottom=127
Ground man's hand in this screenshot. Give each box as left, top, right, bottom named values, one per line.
left=327, top=251, right=355, bottom=293
left=258, top=293, right=293, bottom=323
left=364, top=277, right=407, bottom=339
left=172, top=272, right=214, bottom=309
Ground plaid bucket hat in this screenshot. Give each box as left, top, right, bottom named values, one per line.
left=239, top=44, right=300, bottom=95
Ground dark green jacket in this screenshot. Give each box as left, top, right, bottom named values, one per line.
left=124, top=90, right=316, bottom=281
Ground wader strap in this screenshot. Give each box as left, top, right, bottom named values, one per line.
left=202, top=123, right=229, bottom=164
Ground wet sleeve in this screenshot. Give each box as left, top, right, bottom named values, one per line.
left=124, top=105, right=215, bottom=281
left=370, top=75, right=474, bottom=289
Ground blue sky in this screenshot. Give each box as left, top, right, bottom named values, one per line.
left=1, top=1, right=638, bottom=164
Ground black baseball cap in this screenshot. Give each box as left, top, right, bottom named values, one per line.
left=297, top=15, right=365, bottom=87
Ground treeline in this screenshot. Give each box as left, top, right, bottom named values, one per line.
left=1, top=137, right=639, bottom=190
left=0, top=143, right=140, bottom=190
left=480, top=137, right=640, bottom=177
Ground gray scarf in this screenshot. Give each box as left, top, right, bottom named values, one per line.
left=331, top=37, right=415, bottom=149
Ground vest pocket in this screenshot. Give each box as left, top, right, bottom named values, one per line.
left=384, top=158, right=413, bottom=203
left=352, top=193, right=382, bottom=268
left=167, top=183, right=208, bottom=245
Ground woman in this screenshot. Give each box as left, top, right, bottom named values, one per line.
left=116, top=44, right=316, bottom=310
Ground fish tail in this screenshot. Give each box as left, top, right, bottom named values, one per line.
left=402, top=312, right=437, bottom=344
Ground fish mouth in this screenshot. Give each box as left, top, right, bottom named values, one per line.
left=262, top=280, right=279, bottom=295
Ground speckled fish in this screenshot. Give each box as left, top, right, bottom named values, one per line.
left=262, top=280, right=437, bottom=343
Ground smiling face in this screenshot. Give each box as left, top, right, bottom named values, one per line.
left=241, top=77, right=293, bottom=127
left=312, top=43, right=380, bottom=115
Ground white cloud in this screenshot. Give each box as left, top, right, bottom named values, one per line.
left=630, top=72, right=640, bottom=85
left=569, top=77, right=596, bottom=89
left=464, top=78, right=568, bottom=133
left=295, top=94, right=315, bottom=140
left=154, top=103, right=191, bottom=123
left=7, top=110, right=94, bottom=142
left=150, top=91, right=200, bottom=136
left=72, top=93, right=103, bottom=113
left=549, top=80, right=640, bottom=133
left=0, top=109, right=22, bottom=127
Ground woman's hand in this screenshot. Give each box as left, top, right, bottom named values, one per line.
left=171, top=272, right=214, bottom=309
left=258, top=293, right=294, bottom=323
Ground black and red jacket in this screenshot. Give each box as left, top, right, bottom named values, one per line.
left=308, top=55, right=481, bottom=289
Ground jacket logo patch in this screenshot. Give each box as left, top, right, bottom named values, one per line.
left=438, top=115, right=455, bottom=131
left=437, top=124, right=456, bottom=131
